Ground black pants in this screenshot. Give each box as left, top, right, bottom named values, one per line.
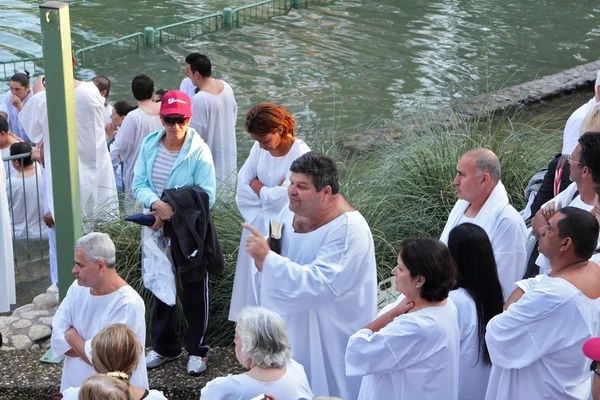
left=151, top=269, right=210, bottom=358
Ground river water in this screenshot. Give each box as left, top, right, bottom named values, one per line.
left=1, top=0, right=600, bottom=132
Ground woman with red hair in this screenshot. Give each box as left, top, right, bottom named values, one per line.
left=229, top=102, right=310, bottom=321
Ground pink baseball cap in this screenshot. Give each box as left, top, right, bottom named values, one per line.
left=583, top=338, right=600, bottom=361
left=160, top=90, right=192, bottom=117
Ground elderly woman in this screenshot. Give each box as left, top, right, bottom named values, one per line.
left=133, top=90, right=216, bottom=376
left=201, top=307, right=313, bottom=400
left=229, top=102, right=310, bottom=321
left=0, top=71, right=32, bottom=142
left=62, top=324, right=167, bottom=400
left=345, top=237, right=460, bottom=400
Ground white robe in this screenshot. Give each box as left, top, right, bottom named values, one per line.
left=440, top=181, right=528, bottom=301
left=258, top=208, right=378, bottom=399
left=449, top=288, right=491, bottom=400
left=113, top=108, right=162, bottom=193
left=228, top=139, right=311, bottom=321
left=345, top=296, right=460, bottom=400
left=0, top=160, right=16, bottom=313
left=18, top=82, right=118, bottom=222
left=200, top=359, right=314, bottom=400
left=1, top=146, right=19, bottom=178
left=0, top=89, right=33, bottom=142
left=563, top=97, right=597, bottom=155
left=7, top=168, right=47, bottom=240
left=485, top=274, right=600, bottom=400
left=189, top=81, right=238, bottom=188
left=179, top=77, right=197, bottom=100
left=535, top=182, right=594, bottom=274
left=51, top=280, right=148, bottom=392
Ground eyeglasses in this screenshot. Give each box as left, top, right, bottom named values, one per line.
left=162, top=115, right=188, bottom=126
left=567, top=155, right=583, bottom=167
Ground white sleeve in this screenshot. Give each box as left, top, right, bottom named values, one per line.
left=486, top=286, right=574, bottom=369
left=514, top=274, right=544, bottom=293
left=18, top=94, right=47, bottom=144
left=346, top=317, right=445, bottom=376
left=189, top=96, right=208, bottom=137
left=562, top=111, right=585, bottom=155
left=491, top=217, right=527, bottom=301
left=259, top=217, right=375, bottom=314
left=236, top=143, right=261, bottom=223
left=0, top=92, right=9, bottom=114
left=113, top=113, right=136, bottom=163
left=540, top=182, right=578, bottom=210
left=50, top=282, right=76, bottom=359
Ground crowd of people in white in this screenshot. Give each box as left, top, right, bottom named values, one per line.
left=1, top=58, right=600, bottom=400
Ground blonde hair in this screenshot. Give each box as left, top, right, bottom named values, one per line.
left=78, top=374, right=132, bottom=400
left=91, top=324, right=141, bottom=377
left=580, top=103, right=600, bottom=136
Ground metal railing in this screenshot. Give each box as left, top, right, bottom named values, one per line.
left=3, top=0, right=333, bottom=73
left=0, top=57, right=44, bottom=80
left=155, top=13, right=223, bottom=45
left=3, top=152, right=48, bottom=265
left=233, top=0, right=292, bottom=26
left=74, top=32, right=145, bottom=68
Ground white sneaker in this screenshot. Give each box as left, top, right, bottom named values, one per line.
left=187, top=355, right=207, bottom=375
left=145, top=350, right=182, bottom=369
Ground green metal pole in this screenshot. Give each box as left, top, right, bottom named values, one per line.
left=144, top=27, right=155, bottom=48
left=39, top=1, right=81, bottom=302
left=223, top=7, right=233, bottom=28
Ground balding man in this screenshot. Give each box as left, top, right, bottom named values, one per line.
left=91, top=76, right=112, bottom=125
left=440, top=148, right=527, bottom=301
left=51, top=232, right=147, bottom=393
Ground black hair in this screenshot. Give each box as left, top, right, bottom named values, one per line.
left=91, top=76, right=111, bottom=98
left=556, top=207, right=599, bottom=259
left=289, top=151, right=340, bottom=194
left=10, top=71, right=30, bottom=87
left=0, top=115, right=8, bottom=133
left=113, top=100, right=135, bottom=117
left=399, top=237, right=456, bottom=302
left=154, top=89, right=167, bottom=102
left=448, top=223, right=504, bottom=365
left=10, top=142, right=33, bottom=167
left=185, top=53, right=212, bottom=78
left=579, top=132, right=600, bottom=184
left=131, top=74, right=154, bottom=101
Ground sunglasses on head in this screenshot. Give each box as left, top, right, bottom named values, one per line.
left=162, top=115, right=188, bottom=126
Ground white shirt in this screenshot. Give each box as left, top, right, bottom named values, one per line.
left=62, top=387, right=167, bottom=400
left=486, top=274, right=600, bottom=400
left=19, top=82, right=119, bottom=221
left=113, top=108, right=162, bottom=193
left=346, top=296, right=460, bottom=400
left=563, top=97, right=597, bottom=155
left=1, top=146, right=19, bottom=178
left=0, top=160, right=16, bottom=312
left=104, top=103, right=113, bottom=126
left=449, top=288, right=491, bottom=400
left=258, top=209, right=378, bottom=399
left=7, top=167, right=47, bottom=240
left=229, top=139, right=311, bottom=321
left=535, top=182, right=594, bottom=273
left=200, top=360, right=314, bottom=400
left=0, top=89, right=33, bottom=142
left=51, top=281, right=148, bottom=392
left=179, top=77, right=197, bottom=100
left=189, top=81, right=238, bottom=188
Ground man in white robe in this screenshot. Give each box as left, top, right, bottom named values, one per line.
left=562, top=70, right=600, bottom=156
left=440, top=148, right=527, bottom=301
left=186, top=53, right=238, bottom=188
left=0, top=159, right=16, bottom=313
left=179, top=76, right=197, bottom=100
left=530, top=132, right=600, bottom=273
left=244, top=152, right=378, bottom=399
left=18, top=74, right=118, bottom=225
left=489, top=207, right=600, bottom=400
left=0, top=116, right=20, bottom=178
left=51, top=232, right=148, bottom=393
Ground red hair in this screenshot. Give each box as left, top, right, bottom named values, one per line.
left=245, top=102, right=296, bottom=144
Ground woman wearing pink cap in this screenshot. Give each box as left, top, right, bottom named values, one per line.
left=132, top=90, right=216, bottom=376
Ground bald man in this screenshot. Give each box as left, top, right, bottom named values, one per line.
left=440, top=148, right=527, bottom=301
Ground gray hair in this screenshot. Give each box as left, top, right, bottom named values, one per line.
left=466, top=148, right=501, bottom=184
left=74, top=232, right=116, bottom=269
left=237, top=307, right=291, bottom=369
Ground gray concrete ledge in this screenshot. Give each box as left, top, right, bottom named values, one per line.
left=0, top=347, right=244, bottom=400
